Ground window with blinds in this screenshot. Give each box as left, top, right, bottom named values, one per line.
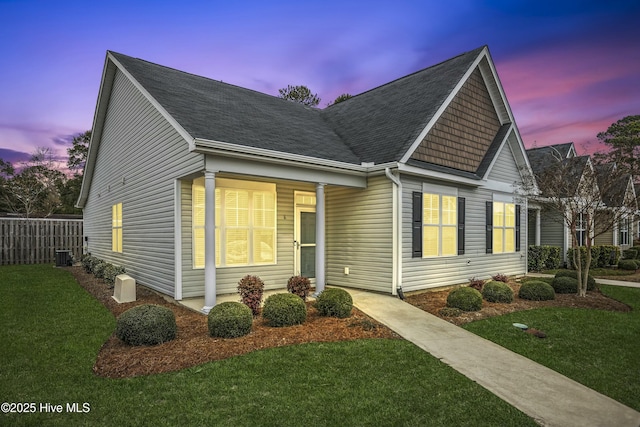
left=192, top=178, right=276, bottom=268
left=422, top=193, right=457, bottom=257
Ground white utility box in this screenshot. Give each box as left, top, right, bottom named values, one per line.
left=112, top=274, right=136, bottom=303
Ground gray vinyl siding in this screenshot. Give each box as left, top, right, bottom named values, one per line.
left=180, top=177, right=315, bottom=297
left=539, top=211, right=565, bottom=248
left=594, top=228, right=613, bottom=246
left=326, top=175, right=393, bottom=292
left=401, top=176, right=526, bottom=292
left=488, top=142, right=520, bottom=183
left=83, top=69, right=204, bottom=296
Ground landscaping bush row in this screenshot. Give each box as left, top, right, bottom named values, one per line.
left=208, top=275, right=353, bottom=339
left=115, top=274, right=353, bottom=346
left=81, top=254, right=126, bottom=286
left=566, top=245, right=620, bottom=269
left=446, top=267, right=605, bottom=313
left=528, top=246, right=562, bottom=272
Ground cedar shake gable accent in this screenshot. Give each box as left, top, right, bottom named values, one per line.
left=410, top=67, right=503, bottom=173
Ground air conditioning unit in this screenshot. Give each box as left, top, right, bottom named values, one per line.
left=112, top=274, right=136, bottom=303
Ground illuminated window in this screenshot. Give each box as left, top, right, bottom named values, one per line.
left=112, top=203, right=122, bottom=253
left=192, top=178, right=276, bottom=268
left=493, top=202, right=515, bottom=253
left=423, top=193, right=457, bottom=257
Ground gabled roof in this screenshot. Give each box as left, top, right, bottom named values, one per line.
left=79, top=46, right=532, bottom=207
left=595, top=163, right=635, bottom=208
left=526, top=142, right=576, bottom=170
left=110, top=52, right=362, bottom=165
left=321, top=46, right=485, bottom=164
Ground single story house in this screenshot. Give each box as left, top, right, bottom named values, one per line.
left=77, top=45, right=533, bottom=312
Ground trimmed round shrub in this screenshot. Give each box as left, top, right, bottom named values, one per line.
left=287, top=275, right=311, bottom=301
left=618, top=259, right=639, bottom=270
left=518, top=281, right=555, bottom=301
left=481, top=280, right=514, bottom=303
left=237, top=275, right=264, bottom=316
left=554, top=270, right=597, bottom=290
left=93, top=261, right=108, bottom=279
left=315, top=288, right=353, bottom=318
left=551, top=276, right=578, bottom=294
left=208, top=302, right=253, bottom=338
left=103, top=264, right=126, bottom=287
left=446, top=287, right=482, bottom=312
left=262, top=293, right=307, bottom=327
left=116, top=304, right=177, bottom=346
left=81, top=254, right=97, bottom=273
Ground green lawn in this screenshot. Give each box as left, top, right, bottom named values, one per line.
left=464, top=281, right=640, bottom=411
left=0, top=264, right=536, bottom=427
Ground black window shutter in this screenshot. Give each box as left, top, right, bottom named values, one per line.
left=486, top=201, right=493, bottom=254
left=412, top=192, right=422, bottom=258
left=457, top=197, right=465, bottom=255
left=515, top=204, right=521, bottom=252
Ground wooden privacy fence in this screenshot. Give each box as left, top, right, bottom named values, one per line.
left=0, top=218, right=83, bottom=265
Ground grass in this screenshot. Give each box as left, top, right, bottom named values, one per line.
left=463, top=283, right=640, bottom=411
left=0, top=264, right=536, bottom=427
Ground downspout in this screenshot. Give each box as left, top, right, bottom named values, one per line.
left=385, top=168, right=404, bottom=299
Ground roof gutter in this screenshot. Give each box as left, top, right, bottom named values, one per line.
left=193, top=137, right=370, bottom=175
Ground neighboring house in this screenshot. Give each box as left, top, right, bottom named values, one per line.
left=526, top=143, right=594, bottom=261
left=77, top=46, right=533, bottom=312
left=526, top=142, right=636, bottom=262
left=594, top=164, right=637, bottom=249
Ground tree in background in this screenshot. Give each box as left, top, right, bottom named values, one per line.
left=0, top=147, right=66, bottom=217
left=328, top=93, right=352, bottom=106
left=594, top=115, right=640, bottom=181
left=59, top=130, right=91, bottom=214
left=278, top=85, right=320, bottom=107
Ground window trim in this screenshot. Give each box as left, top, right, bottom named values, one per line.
left=486, top=196, right=520, bottom=254
left=619, top=217, right=629, bottom=246
left=421, top=191, right=458, bottom=258
left=112, top=202, right=123, bottom=253
left=192, top=178, right=277, bottom=269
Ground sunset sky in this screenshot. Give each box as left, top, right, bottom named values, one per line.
left=1, top=0, right=639, bottom=167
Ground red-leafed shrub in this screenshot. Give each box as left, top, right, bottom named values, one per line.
left=468, top=277, right=485, bottom=291
left=491, top=273, right=509, bottom=283
left=287, top=275, right=311, bottom=301
left=237, top=275, right=264, bottom=316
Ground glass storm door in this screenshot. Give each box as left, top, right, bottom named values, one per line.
left=296, top=207, right=316, bottom=278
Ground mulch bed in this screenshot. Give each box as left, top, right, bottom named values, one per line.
left=65, top=267, right=400, bottom=378
left=65, top=268, right=632, bottom=378
left=405, top=281, right=631, bottom=326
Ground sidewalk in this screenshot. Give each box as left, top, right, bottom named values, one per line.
left=347, top=288, right=640, bottom=427
left=527, top=272, right=640, bottom=289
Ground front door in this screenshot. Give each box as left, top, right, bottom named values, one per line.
left=295, top=207, right=316, bottom=278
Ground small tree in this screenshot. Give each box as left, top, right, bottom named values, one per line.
left=278, top=85, right=320, bottom=107
left=521, top=152, right=635, bottom=296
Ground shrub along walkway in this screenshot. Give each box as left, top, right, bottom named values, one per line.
left=527, top=272, right=640, bottom=288
left=346, top=287, right=640, bottom=427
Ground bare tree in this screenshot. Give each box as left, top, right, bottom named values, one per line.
left=521, top=151, right=635, bottom=296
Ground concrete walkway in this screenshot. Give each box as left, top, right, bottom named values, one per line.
left=527, top=272, right=640, bottom=289
left=346, top=288, right=640, bottom=427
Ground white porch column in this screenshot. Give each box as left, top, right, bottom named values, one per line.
left=202, top=171, right=216, bottom=314
left=535, top=209, right=541, bottom=246
left=314, top=183, right=326, bottom=296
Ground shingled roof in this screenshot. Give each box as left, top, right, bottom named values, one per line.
left=109, top=46, right=485, bottom=167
